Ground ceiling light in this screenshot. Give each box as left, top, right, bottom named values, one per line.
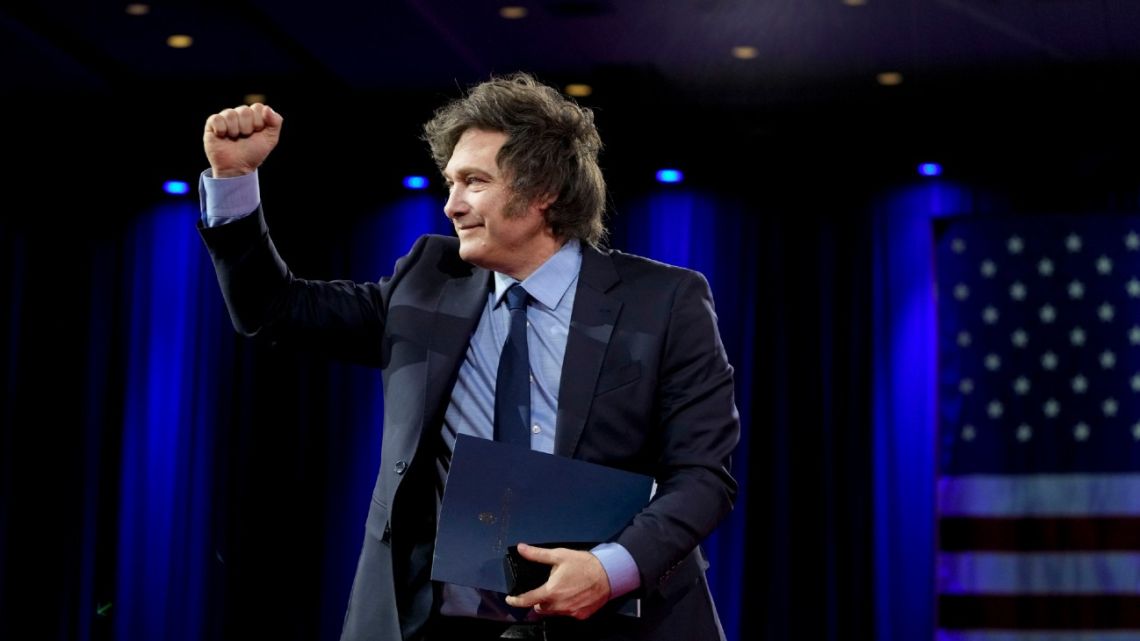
left=564, top=84, right=592, bottom=97
left=163, top=180, right=190, bottom=195
left=731, top=46, right=759, bottom=60
left=876, top=71, right=903, bottom=86
left=403, top=176, right=429, bottom=190
left=500, top=6, right=528, bottom=19
left=166, top=34, right=193, bottom=49
left=244, top=93, right=266, bottom=105
left=918, top=163, right=943, bottom=177
left=125, top=3, right=150, bottom=16
left=842, top=0, right=867, bottom=7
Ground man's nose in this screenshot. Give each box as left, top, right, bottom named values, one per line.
left=444, top=187, right=465, bottom=219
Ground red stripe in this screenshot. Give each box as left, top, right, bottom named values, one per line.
left=939, top=595, right=1140, bottom=629
left=939, top=517, right=1140, bottom=551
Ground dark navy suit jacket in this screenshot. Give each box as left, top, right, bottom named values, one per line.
left=200, top=209, right=740, bottom=641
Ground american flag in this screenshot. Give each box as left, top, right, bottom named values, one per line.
left=934, top=216, right=1140, bottom=641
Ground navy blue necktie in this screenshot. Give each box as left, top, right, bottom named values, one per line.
left=494, top=284, right=531, bottom=446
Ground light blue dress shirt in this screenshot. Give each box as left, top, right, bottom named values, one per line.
left=200, top=170, right=640, bottom=620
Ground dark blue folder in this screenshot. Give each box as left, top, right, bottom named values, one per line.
left=431, top=434, right=654, bottom=593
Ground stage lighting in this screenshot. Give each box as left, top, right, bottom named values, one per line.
left=403, top=175, right=429, bottom=190
left=163, top=180, right=190, bottom=195
left=656, top=169, right=683, bottom=184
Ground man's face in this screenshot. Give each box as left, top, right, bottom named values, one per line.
left=442, top=129, right=556, bottom=279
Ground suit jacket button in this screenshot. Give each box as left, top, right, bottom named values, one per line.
left=395, top=460, right=408, bottom=475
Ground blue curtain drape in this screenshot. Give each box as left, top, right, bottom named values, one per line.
left=114, top=202, right=231, bottom=641
left=615, top=190, right=756, bottom=641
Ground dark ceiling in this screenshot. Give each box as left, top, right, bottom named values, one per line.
left=7, top=0, right=1140, bottom=103
left=6, top=0, right=1140, bottom=213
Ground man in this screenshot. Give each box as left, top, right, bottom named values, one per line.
left=199, top=73, right=740, bottom=641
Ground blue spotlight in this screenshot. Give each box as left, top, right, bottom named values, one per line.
left=918, top=163, right=942, bottom=177
left=403, top=175, right=429, bottom=190
left=163, top=180, right=190, bottom=195
left=656, top=169, right=683, bottom=184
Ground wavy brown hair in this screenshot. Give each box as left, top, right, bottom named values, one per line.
left=423, top=72, right=607, bottom=245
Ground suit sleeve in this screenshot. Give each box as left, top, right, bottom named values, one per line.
left=614, top=270, right=740, bottom=594
left=197, top=207, right=426, bottom=367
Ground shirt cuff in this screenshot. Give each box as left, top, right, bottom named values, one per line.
left=199, top=168, right=260, bottom=227
left=590, top=542, right=641, bottom=599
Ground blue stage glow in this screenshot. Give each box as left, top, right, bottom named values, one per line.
left=403, top=175, right=429, bottom=190
left=655, top=169, right=683, bottom=184
left=163, top=180, right=190, bottom=195
left=918, top=163, right=943, bottom=177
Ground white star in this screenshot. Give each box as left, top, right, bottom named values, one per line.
left=1127, top=278, right=1140, bottom=298
left=1133, top=422, right=1140, bottom=440
left=1009, top=281, right=1027, bottom=301
left=1011, top=329, right=1028, bottom=348
left=987, top=400, right=1003, bottom=419
left=1016, top=424, right=1032, bottom=442
left=954, top=283, right=970, bottom=301
left=1039, top=304, right=1056, bottom=324
left=983, top=306, right=1000, bottom=324
left=961, top=425, right=976, bottom=441
left=1072, top=374, right=1088, bottom=394
left=1100, top=350, right=1116, bottom=369
left=1013, top=376, right=1031, bottom=395
left=1043, top=398, right=1060, bottom=417
left=1066, top=233, right=1082, bottom=253
left=959, top=378, right=974, bottom=395
left=1130, top=326, right=1140, bottom=345
left=952, top=238, right=967, bottom=254
left=1037, top=258, right=1054, bottom=276
left=1007, top=235, right=1024, bottom=254
left=1096, top=255, right=1113, bottom=275
left=1073, top=422, right=1090, bottom=441
left=980, top=260, right=996, bottom=278
left=1099, top=303, right=1115, bottom=322
left=1041, top=351, right=1059, bottom=370
left=957, top=331, right=972, bottom=347
left=1132, top=374, right=1140, bottom=393
left=1103, top=398, right=1118, bottom=417
left=1068, top=280, right=1084, bottom=300
left=985, top=354, right=1001, bottom=371
left=1070, top=326, right=1086, bottom=347
left=1127, top=231, right=1140, bottom=251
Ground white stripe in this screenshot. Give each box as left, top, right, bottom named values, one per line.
left=938, top=552, right=1140, bottom=594
left=938, top=631, right=1140, bottom=641
left=938, top=474, right=1140, bottom=516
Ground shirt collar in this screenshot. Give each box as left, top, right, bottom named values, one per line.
left=493, top=238, right=582, bottom=310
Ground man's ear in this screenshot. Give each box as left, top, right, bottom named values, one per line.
left=533, top=192, right=558, bottom=213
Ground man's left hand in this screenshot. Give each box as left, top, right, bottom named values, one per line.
left=503, top=543, right=611, bottom=620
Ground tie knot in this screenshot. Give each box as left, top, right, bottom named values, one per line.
left=505, top=284, right=530, bottom=312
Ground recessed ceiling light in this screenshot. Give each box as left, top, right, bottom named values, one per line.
left=564, top=84, right=592, bottom=97
left=877, top=71, right=903, bottom=86
left=842, top=0, right=867, bottom=7
left=500, top=6, right=528, bottom=19
left=166, top=34, right=193, bottom=48
left=244, top=93, right=266, bottom=105
left=125, top=3, right=150, bottom=16
left=731, top=46, right=759, bottom=60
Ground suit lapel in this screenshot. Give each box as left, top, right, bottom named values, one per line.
left=555, top=246, right=621, bottom=457
left=423, top=267, right=492, bottom=431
